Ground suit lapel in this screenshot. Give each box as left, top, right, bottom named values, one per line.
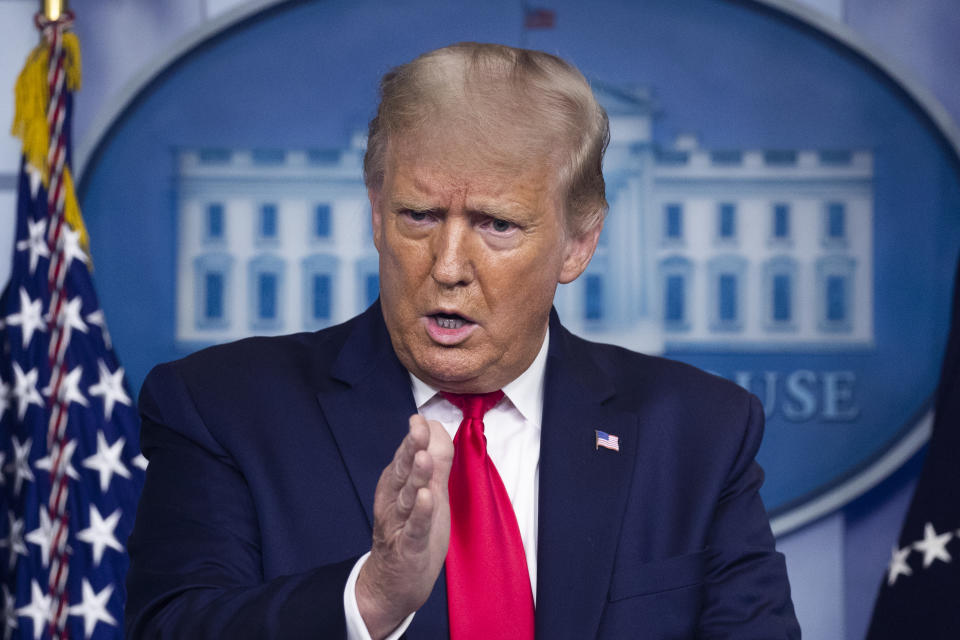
left=535, top=317, right=638, bottom=639
left=316, top=303, right=417, bottom=528
left=315, top=303, right=450, bottom=638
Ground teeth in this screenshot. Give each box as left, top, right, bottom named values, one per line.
left=436, top=316, right=465, bottom=329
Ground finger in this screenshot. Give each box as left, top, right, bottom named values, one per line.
left=395, top=449, right=434, bottom=520
left=388, top=417, right=430, bottom=491
left=402, top=487, right=435, bottom=553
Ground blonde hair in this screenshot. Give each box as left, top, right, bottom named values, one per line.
left=363, top=42, right=609, bottom=236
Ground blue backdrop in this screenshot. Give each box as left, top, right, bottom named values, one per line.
left=77, top=0, right=960, bottom=520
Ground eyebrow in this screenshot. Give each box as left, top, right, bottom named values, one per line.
left=390, top=198, right=528, bottom=221
left=468, top=203, right=527, bottom=221
left=390, top=199, right=440, bottom=214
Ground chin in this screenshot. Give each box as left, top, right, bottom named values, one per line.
left=414, top=349, right=485, bottom=386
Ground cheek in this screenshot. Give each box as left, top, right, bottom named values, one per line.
left=486, top=253, right=561, bottom=317
left=381, top=234, right=430, bottom=295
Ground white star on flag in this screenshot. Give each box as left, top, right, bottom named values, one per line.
left=15, top=580, right=51, bottom=640
left=88, top=359, right=131, bottom=421
left=15, top=217, right=49, bottom=275
left=2, top=583, right=18, bottom=640
left=42, top=364, right=89, bottom=408
left=912, top=522, right=953, bottom=568
left=25, top=162, right=41, bottom=198
left=0, top=512, right=28, bottom=570
left=6, top=435, right=34, bottom=496
left=132, top=453, right=149, bottom=471
left=87, top=309, right=113, bottom=349
left=11, top=363, right=43, bottom=420
left=59, top=225, right=89, bottom=272
left=84, top=309, right=112, bottom=350
left=48, top=296, right=89, bottom=344
left=77, top=505, right=124, bottom=566
left=5, top=288, right=45, bottom=348
left=68, top=579, right=118, bottom=639
left=35, top=438, right=81, bottom=481
left=887, top=544, right=913, bottom=586
left=82, top=432, right=131, bottom=492
left=24, top=508, right=56, bottom=568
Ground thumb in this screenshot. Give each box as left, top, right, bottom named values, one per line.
left=427, top=419, right=454, bottom=477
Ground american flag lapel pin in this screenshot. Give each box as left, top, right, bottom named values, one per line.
left=595, top=429, right=620, bottom=452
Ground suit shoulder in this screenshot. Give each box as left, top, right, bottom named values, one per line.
left=565, top=332, right=755, bottom=414
left=144, top=316, right=355, bottom=392
left=137, top=317, right=362, bottom=451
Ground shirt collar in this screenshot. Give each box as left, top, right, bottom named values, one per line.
left=409, top=327, right=549, bottom=428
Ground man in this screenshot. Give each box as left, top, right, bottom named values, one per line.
left=126, top=43, right=799, bottom=639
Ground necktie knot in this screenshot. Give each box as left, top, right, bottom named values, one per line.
left=441, top=390, right=504, bottom=420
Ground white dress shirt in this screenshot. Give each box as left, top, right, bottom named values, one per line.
left=344, top=330, right=549, bottom=640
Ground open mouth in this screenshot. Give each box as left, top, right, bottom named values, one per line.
left=424, top=309, right=477, bottom=345
left=431, top=312, right=469, bottom=330
left=424, top=311, right=478, bottom=344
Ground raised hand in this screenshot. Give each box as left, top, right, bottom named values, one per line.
left=355, top=414, right=454, bottom=639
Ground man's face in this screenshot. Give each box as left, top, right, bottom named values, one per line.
left=370, top=133, right=599, bottom=393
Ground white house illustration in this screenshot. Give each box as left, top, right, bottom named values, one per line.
left=175, top=86, right=874, bottom=354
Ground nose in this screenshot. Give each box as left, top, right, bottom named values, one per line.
left=431, top=216, right=474, bottom=288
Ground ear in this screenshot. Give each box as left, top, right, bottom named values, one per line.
left=559, top=222, right=602, bottom=284
left=368, top=187, right=383, bottom=252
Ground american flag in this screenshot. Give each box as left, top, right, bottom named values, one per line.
left=0, top=10, right=143, bottom=640
left=595, top=430, right=620, bottom=452
left=523, top=7, right=556, bottom=30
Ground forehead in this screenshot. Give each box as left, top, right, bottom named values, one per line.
left=384, top=129, right=563, bottom=207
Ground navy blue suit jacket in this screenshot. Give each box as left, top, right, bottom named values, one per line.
left=125, top=303, right=799, bottom=638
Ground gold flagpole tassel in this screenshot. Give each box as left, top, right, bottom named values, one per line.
left=12, top=0, right=89, bottom=253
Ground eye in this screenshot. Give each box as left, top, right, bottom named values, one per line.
left=401, top=209, right=431, bottom=223
left=490, top=218, right=515, bottom=233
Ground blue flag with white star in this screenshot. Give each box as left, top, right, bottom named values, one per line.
left=866, top=251, right=960, bottom=637
left=1, top=16, right=143, bottom=640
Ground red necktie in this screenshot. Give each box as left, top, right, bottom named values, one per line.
left=442, top=390, right=535, bottom=640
